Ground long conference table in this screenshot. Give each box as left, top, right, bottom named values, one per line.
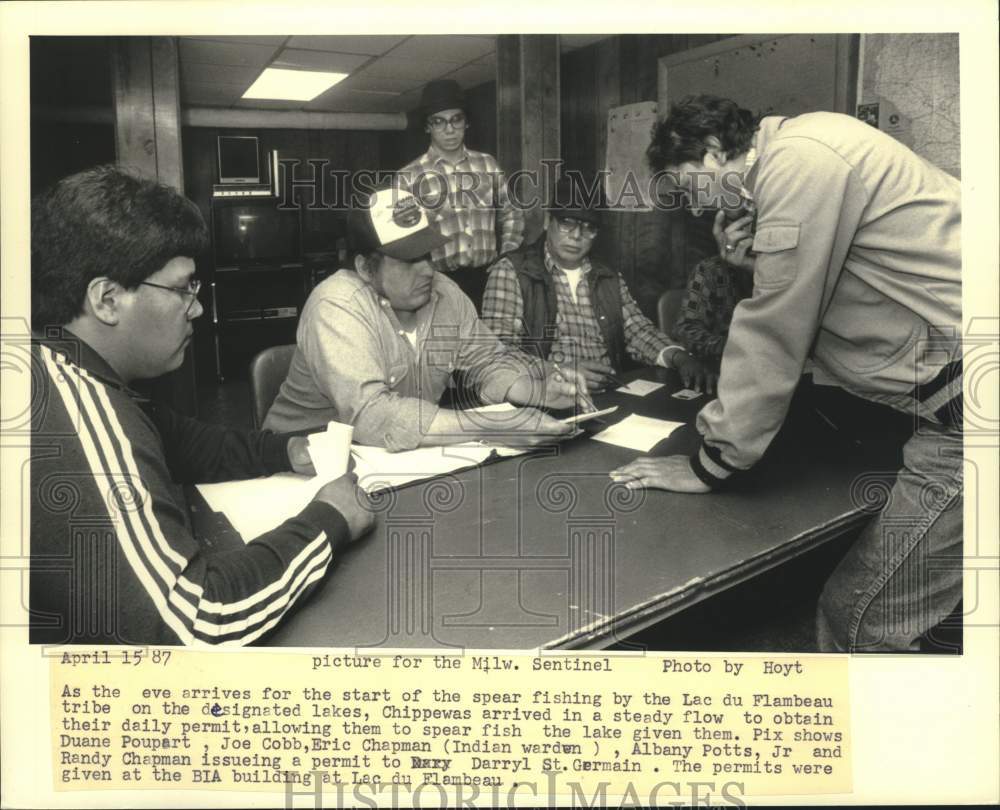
left=191, top=367, right=902, bottom=650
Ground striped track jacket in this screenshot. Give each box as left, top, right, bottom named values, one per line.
left=29, top=331, right=349, bottom=646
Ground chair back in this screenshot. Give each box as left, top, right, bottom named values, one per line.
left=657, top=289, right=686, bottom=336
left=248, top=344, right=296, bottom=429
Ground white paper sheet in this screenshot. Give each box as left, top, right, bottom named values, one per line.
left=589, top=414, right=685, bottom=452
left=197, top=473, right=322, bottom=542
left=196, top=439, right=528, bottom=544
left=615, top=379, right=665, bottom=396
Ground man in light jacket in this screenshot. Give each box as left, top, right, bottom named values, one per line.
left=615, top=95, right=962, bottom=653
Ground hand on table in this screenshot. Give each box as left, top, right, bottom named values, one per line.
left=670, top=350, right=718, bottom=396
left=713, top=210, right=756, bottom=272
left=575, top=359, right=618, bottom=392
left=314, top=473, right=375, bottom=541
left=609, top=455, right=711, bottom=493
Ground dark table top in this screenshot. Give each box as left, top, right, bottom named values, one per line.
left=190, top=367, right=902, bottom=650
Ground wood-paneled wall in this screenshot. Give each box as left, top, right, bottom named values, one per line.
left=561, top=35, right=734, bottom=316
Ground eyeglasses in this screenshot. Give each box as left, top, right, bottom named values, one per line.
left=138, top=278, right=202, bottom=313
left=427, top=112, right=467, bottom=132
left=554, top=217, right=599, bottom=238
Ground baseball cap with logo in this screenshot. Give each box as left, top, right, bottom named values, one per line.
left=347, top=185, right=449, bottom=261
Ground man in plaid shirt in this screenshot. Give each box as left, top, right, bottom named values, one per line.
left=673, top=252, right=754, bottom=362
left=397, top=79, right=524, bottom=310
left=482, top=178, right=713, bottom=393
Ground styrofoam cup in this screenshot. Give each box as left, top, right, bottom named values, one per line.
left=307, top=421, right=354, bottom=480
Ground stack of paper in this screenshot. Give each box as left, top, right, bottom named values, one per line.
left=351, top=442, right=524, bottom=494
left=196, top=432, right=528, bottom=544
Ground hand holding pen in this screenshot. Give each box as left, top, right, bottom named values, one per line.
left=550, top=361, right=598, bottom=413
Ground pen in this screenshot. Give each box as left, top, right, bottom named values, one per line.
left=554, top=362, right=598, bottom=413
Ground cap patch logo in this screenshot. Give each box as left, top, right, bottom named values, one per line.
left=393, top=196, right=422, bottom=229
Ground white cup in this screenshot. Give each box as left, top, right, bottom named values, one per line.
left=306, top=421, right=354, bottom=480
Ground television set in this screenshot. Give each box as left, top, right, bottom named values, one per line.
left=217, top=136, right=260, bottom=184
left=213, top=200, right=301, bottom=266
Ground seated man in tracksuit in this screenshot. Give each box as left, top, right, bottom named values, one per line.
left=29, top=165, right=374, bottom=646
left=619, top=94, right=962, bottom=653
left=481, top=177, right=712, bottom=392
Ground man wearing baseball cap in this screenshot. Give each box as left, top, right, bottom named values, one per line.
left=482, top=176, right=714, bottom=393
left=396, top=79, right=525, bottom=311
left=263, top=185, right=589, bottom=450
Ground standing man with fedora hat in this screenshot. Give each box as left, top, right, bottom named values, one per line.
left=397, top=79, right=525, bottom=311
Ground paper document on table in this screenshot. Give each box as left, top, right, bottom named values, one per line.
left=197, top=473, right=322, bottom=543
left=615, top=379, right=665, bottom=396
left=351, top=442, right=527, bottom=494
left=590, top=414, right=685, bottom=451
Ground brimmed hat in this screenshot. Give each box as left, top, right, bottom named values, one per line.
left=420, top=79, right=465, bottom=118
left=347, top=185, right=448, bottom=261
left=545, top=176, right=604, bottom=225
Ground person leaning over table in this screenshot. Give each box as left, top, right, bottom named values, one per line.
left=612, top=94, right=962, bottom=653
left=263, top=185, right=591, bottom=449
left=395, top=79, right=525, bottom=311
left=481, top=176, right=715, bottom=394
left=28, top=165, right=374, bottom=647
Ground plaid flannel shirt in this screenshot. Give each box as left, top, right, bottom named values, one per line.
left=673, top=255, right=754, bottom=360
left=483, top=245, right=676, bottom=366
left=397, top=147, right=525, bottom=271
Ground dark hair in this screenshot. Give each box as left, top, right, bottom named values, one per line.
left=31, top=165, right=209, bottom=329
left=647, top=95, right=758, bottom=171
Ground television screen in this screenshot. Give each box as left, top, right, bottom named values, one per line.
left=213, top=201, right=301, bottom=266
left=217, top=136, right=260, bottom=184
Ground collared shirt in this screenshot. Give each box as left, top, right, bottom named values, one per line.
left=263, top=270, right=528, bottom=450
left=482, top=244, right=676, bottom=367
left=397, top=146, right=525, bottom=271
left=673, top=255, right=754, bottom=360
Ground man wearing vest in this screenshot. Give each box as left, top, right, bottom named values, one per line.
left=482, top=177, right=713, bottom=392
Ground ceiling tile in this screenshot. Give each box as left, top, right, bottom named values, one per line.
left=180, top=81, right=243, bottom=107
left=286, top=35, right=408, bottom=55
left=181, top=62, right=261, bottom=87
left=388, top=35, right=496, bottom=64
left=338, top=73, right=416, bottom=94
left=271, top=48, right=370, bottom=73
left=310, top=91, right=400, bottom=113
left=356, top=56, right=461, bottom=82
left=441, top=62, right=495, bottom=88
left=180, top=38, right=277, bottom=67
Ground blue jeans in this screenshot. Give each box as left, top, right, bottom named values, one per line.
left=816, top=421, right=963, bottom=652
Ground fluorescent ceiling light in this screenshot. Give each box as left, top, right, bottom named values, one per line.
left=243, top=68, right=347, bottom=101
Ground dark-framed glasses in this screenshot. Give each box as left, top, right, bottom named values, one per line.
left=427, top=112, right=467, bottom=132
left=555, top=217, right=599, bottom=238
left=138, top=278, right=202, bottom=313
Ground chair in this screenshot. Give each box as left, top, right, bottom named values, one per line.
left=656, top=288, right=686, bottom=336
left=248, top=344, right=296, bottom=430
